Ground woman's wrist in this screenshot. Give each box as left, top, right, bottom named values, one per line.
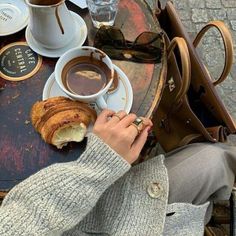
left=79, top=133, right=131, bottom=183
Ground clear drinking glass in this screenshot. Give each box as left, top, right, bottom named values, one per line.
left=86, top=0, right=119, bottom=28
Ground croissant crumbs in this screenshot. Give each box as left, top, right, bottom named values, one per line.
left=31, top=96, right=97, bottom=149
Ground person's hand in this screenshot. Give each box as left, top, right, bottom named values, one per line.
left=93, top=109, right=153, bottom=164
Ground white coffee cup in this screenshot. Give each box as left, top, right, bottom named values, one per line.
left=55, top=46, right=114, bottom=109
left=25, top=0, right=75, bottom=49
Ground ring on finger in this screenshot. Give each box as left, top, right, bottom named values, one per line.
left=130, top=117, right=144, bottom=134
left=113, top=113, right=122, bottom=121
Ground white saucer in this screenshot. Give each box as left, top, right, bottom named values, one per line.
left=25, top=11, right=87, bottom=58
left=0, top=0, right=29, bottom=36
left=42, top=64, right=133, bottom=114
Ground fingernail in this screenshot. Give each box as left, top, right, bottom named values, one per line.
left=147, top=126, right=152, bottom=133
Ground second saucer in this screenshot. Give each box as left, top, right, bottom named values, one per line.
left=25, top=11, right=87, bottom=58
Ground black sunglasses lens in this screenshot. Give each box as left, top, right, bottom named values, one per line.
left=136, top=50, right=161, bottom=59
left=133, top=32, right=163, bottom=61
left=94, top=26, right=126, bottom=48
left=98, top=45, right=126, bottom=60
left=134, top=32, right=162, bottom=46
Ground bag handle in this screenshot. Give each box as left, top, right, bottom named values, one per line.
left=166, top=36, right=191, bottom=104
left=193, top=20, right=234, bottom=86
left=146, top=36, right=190, bottom=118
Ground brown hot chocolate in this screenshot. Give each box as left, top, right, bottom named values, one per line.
left=62, top=56, right=111, bottom=96
left=29, top=0, right=62, bottom=5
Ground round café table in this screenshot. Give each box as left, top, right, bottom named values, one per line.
left=0, top=0, right=167, bottom=197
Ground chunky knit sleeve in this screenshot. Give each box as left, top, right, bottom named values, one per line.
left=0, top=133, right=130, bottom=236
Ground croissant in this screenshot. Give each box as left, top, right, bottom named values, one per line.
left=31, top=96, right=97, bottom=148
left=31, top=96, right=67, bottom=128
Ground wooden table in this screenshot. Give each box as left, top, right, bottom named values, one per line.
left=0, top=0, right=166, bottom=197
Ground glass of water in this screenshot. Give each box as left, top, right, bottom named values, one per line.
left=87, top=0, right=119, bottom=28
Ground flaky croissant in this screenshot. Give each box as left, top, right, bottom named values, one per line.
left=31, top=96, right=97, bottom=148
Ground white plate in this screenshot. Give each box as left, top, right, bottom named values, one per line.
left=25, top=11, right=87, bottom=58
left=42, top=64, right=133, bottom=114
left=0, top=0, right=29, bottom=36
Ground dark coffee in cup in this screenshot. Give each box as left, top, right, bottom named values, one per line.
left=29, top=0, right=62, bottom=5
left=62, top=56, right=111, bottom=96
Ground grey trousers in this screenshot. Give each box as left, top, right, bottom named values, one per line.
left=164, top=142, right=236, bottom=222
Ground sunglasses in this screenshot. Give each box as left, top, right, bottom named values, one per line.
left=94, top=25, right=164, bottom=63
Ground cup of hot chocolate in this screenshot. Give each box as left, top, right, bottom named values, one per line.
left=25, top=0, right=75, bottom=49
left=55, top=46, right=114, bottom=109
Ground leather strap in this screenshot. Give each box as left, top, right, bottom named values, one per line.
left=193, top=21, right=234, bottom=86
left=178, top=133, right=204, bottom=147
left=206, top=126, right=228, bottom=142
left=178, top=126, right=228, bottom=146
left=166, top=36, right=191, bottom=104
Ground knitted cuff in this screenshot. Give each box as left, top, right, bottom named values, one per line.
left=77, top=133, right=131, bottom=185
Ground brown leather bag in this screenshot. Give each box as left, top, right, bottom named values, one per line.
left=152, top=1, right=236, bottom=152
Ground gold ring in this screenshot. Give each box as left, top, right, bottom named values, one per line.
left=131, top=117, right=144, bottom=134
left=113, top=114, right=122, bottom=121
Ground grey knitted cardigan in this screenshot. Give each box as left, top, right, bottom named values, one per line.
left=0, top=134, right=208, bottom=236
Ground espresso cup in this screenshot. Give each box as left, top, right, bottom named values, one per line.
left=55, top=46, right=114, bottom=109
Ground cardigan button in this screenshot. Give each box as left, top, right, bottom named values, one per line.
left=147, top=182, right=163, bottom=199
